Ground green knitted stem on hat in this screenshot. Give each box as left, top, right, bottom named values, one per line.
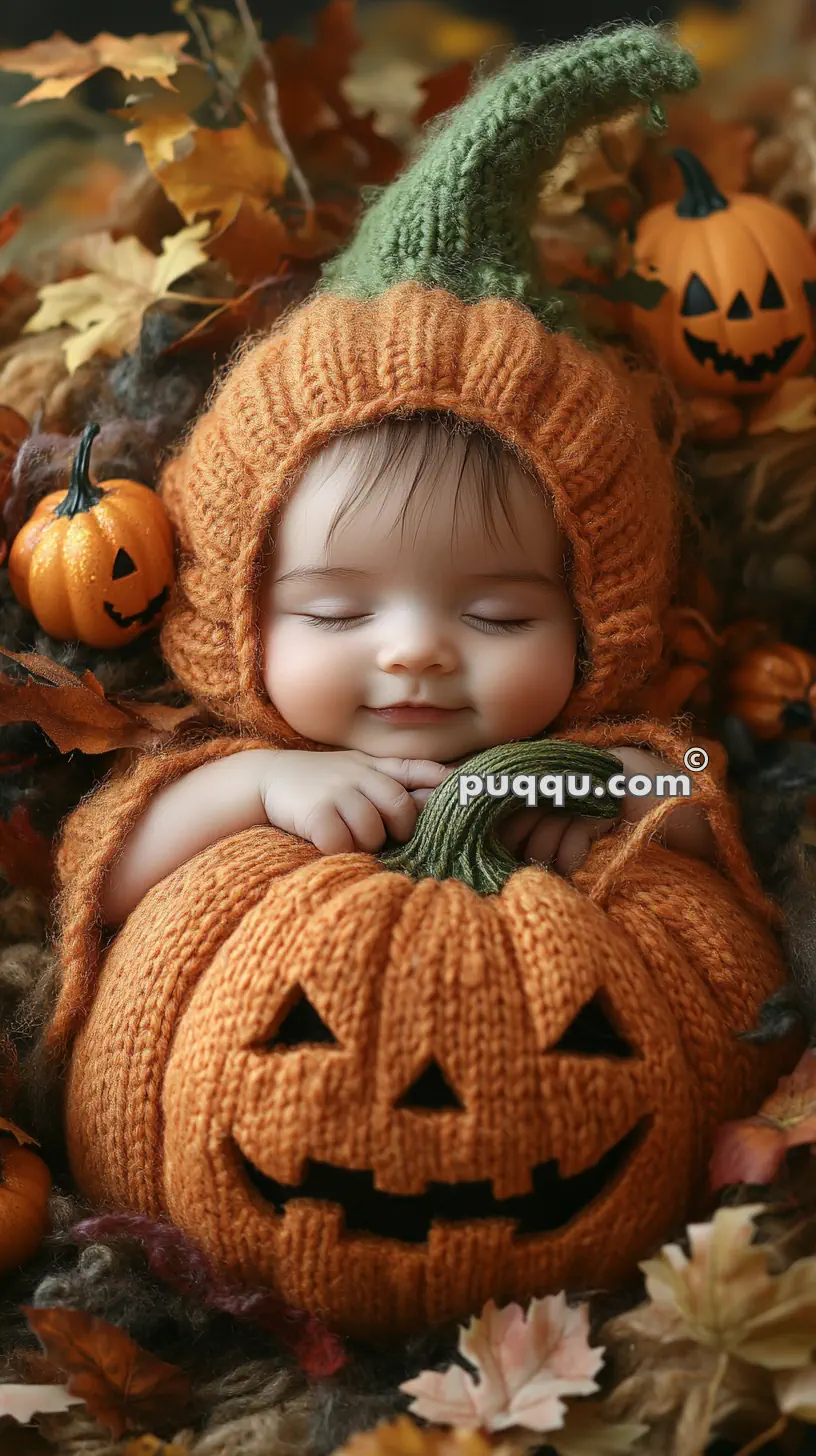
left=378, top=739, right=623, bottom=894
left=321, top=25, right=700, bottom=336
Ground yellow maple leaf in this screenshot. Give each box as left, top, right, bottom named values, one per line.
left=23, top=220, right=211, bottom=373
left=747, top=377, right=816, bottom=436
left=0, top=30, right=193, bottom=104
left=127, top=121, right=288, bottom=228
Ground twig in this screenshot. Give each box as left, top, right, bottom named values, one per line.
left=233, top=0, right=315, bottom=230
left=173, top=0, right=242, bottom=123
left=693, top=1351, right=731, bottom=1456
left=732, top=1414, right=788, bottom=1456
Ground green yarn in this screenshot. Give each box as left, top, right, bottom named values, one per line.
left=320, top=25, right=700, bottom=337
left=378, top=739, right=623, bottom=894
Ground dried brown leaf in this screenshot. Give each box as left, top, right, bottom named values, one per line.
left=23, top=1307, right=191, bottom=1441
left=0, top=1116, right=39, bottom=1147
left=0, top=646, right=199, bottom=754
left=0, top=31, right=194, bottom=105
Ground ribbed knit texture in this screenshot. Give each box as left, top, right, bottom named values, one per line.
left=48, top=719, right=798, bottom=1339
left=321, top=28, right=699, bottom=332
left=45, top=27, right=801, bottom=1341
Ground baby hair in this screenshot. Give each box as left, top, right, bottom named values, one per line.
left=315, top=411, right=568, bottom=568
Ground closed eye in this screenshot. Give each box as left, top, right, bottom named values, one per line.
left=300, top=615, right=535, bottom=634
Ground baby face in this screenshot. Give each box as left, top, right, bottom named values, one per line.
left=260, top=427, right=579, bottom=764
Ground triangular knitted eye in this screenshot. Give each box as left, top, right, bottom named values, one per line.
left=112, top=547, right=137, bottom=579
left=550, top=993, right=634, bottom=1059
left=680, top=273, right=717, bottom=316
left=263, top=988, right=339, bottom=1048
left=759, top=271, right=785, bottom=310
left=395, top=1059, right=464, bottom=1111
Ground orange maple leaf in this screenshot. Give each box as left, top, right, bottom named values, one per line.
left=0, top=646, right=199, bottom=755
left=23, top=1307, right=191, bottom=1441
left=0, top=31, right=194, bottom=105
left=710, top=1047, right=816, bottom=1190
left=129, top=121, right=288, bottom=231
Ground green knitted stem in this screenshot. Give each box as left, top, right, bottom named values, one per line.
left=321, top=25, right=700, bottom=335
left=379, top=739, right=623, bottom=894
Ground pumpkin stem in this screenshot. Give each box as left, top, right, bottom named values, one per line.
left=53, top=423, right=105, bottom=520
left=378, top=739, right=622, bottom=894
left=673, top=148, right=728, bottom=219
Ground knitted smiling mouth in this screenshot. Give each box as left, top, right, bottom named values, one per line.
left=235, top=993, right=648, bottom=1243
left=236, top=1118, right=647, bottom=1244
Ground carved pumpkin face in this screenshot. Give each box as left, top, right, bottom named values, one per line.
left=63, top=739, right=794, bottom=1340
left=629, top=150, right=816, bottom=396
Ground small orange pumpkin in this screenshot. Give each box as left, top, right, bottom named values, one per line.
left=0, top=1139, right=51, bottom=1274
left=8, top=422, right=175, bottom=649
left=724, top=641, right=816, bottom=739
left=627, top=149, right=816, bottom=396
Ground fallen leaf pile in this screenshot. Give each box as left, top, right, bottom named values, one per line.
left=2, top=4, right=816, bottom=1454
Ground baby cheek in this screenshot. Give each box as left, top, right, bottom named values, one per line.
left=263, top=620, right=359, bottom=716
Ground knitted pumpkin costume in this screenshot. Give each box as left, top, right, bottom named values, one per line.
left=46, top=26, right=800, bottom=1341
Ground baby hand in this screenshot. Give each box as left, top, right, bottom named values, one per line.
left=260, top=750, right=451, bottom=855
left=493, top=745, right=716, bottom=874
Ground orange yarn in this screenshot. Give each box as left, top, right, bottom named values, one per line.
left=50, top=716, right=798, bottom=1339
left=157, top=285, right=681, bottom=738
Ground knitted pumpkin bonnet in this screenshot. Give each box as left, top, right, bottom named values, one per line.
left=158, top=26, right=701, bottom=743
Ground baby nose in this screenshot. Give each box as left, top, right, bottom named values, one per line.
left=377, top=624, right=458, bottom=674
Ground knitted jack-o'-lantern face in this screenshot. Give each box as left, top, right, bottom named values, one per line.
left=629, top=150, right=816, bottom=397
left=62, top=742, right=795, bottom=1341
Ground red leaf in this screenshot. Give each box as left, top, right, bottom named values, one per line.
left=710, top=1048, right=816, bottom=1189
left=0, top=204, right=23, bottom=251
left=0, top=805, right=55, bottom=900
left=22, top=1307, right=191, bottom=1441
left=414, top=61, right=473, bottom=127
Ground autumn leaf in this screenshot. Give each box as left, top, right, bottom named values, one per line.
left=413, top=61, right=473, bottom=127
left=641, top=1202, right=816, bottom=1370
left=129, top=121, right=288, bottom=230
left=710, top=1048, right=816, bottom=1190
left=0, top=1383, right=84, bottom=1424
left=122, top=1437, right=190, bottom=1456
left=22, top=221, right=211, bottom=373
left=400, top=1295, right=603, bottom=1434
left=636, top=101, right=757, bottom=204
left=0, top=31, right=193, bottom=105
left=0, top=646, right=200, bottom=754
left=23, top=1307, right=190, bottom=1441
left=748, top=378, right=816, bottom=435
left=0, top=1117, right=39, bottom=1148
left=0, top=806, right=55, bottom=900
left=0, top=205, right=24, bottom=253
left=546, top=1402, right=647, bottom=1455
left=334, top=1418, right=497, bottom=1456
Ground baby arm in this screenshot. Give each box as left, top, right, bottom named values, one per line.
left=99, top=749, right=279, bottom=926
left=99, top=748, right=450, bottom=927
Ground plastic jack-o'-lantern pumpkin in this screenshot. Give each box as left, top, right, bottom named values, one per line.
left=724, top=640, right=816, bottom=740
left=8, top=422, right=174, bottom=649
left=0, top=1136, right=51, bottom=1274
left=628, top=149, right=816, bottom=396
left=62, top=741, right=795, bottom=1341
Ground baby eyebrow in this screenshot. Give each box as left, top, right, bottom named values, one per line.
left=274, top=566, right=559, bottom=586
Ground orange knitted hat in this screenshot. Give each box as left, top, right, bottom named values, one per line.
left=159, top=27, right=700, bottom=743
